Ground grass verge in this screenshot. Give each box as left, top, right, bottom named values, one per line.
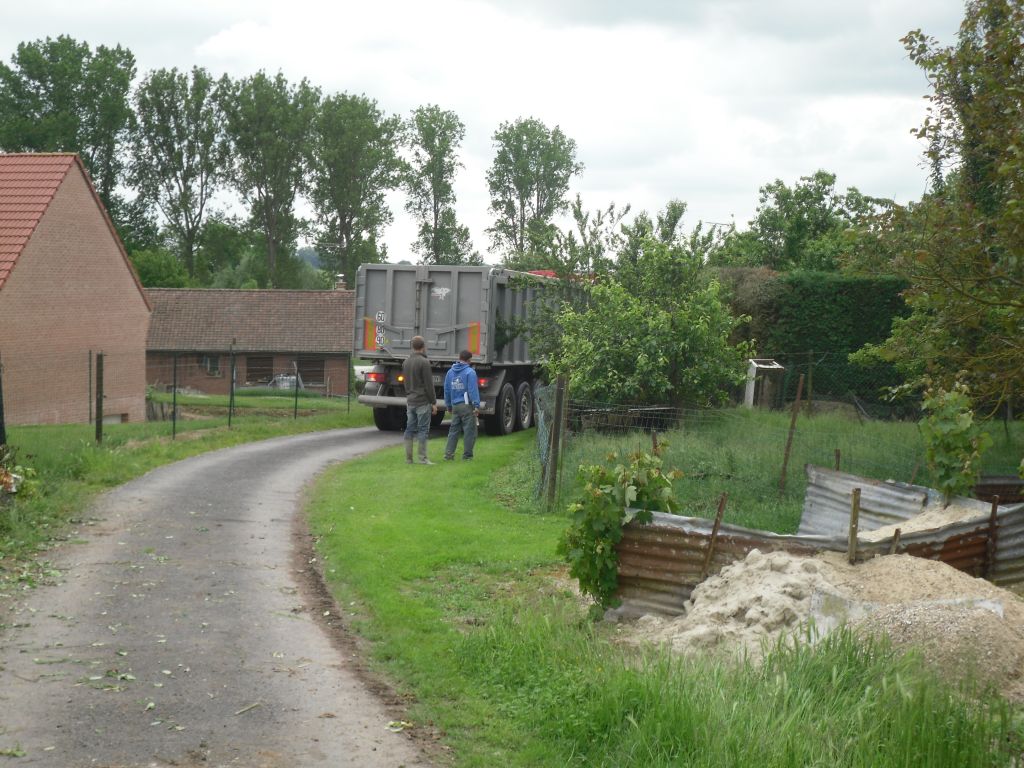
left=308, top=429, right=1022, bottom=767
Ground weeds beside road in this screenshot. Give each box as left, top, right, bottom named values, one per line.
left=308, top=428, right=1022, bottom=768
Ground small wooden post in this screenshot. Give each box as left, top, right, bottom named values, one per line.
left=778, top=373, right=805, bottom=494
left=847, top=487, right=861, bottom=564
left=545, top=375, right=566, bottom=505
left=834, top=448, right=841, bottom=472
left=701, top=493, right=729, bottom=580
left=651, top=430, right=659, bottom=455
left=985, top=495, right=1001, bottom=579
left=889, top=527, right=902, bottom=555
left=94, top=352, right=104, bottom=444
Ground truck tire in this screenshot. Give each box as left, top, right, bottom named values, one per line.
left=372, top=407, right=394, bottom=431
left=484, top=382, right=516, bottom=436
left=431, top=409, right=445, bottom=428
left=390, top=406, right=408, bottom=432
left=515, top=381, right=534, bottom=431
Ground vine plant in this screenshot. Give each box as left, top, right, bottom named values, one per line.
left=919, top=382, right=991, bottom=504
left=557, top=448, right=682, bottom=617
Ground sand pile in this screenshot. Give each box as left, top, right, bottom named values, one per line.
left=618, top=549, right=1024, bottom=699
left=859, top=501, right=987, bottom=542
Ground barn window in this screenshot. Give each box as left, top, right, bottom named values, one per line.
left=297, top=356, right=325, bottom=385
left=198, top=354, right=220, bottom=376
left=245, top=356, right=273, bottom=384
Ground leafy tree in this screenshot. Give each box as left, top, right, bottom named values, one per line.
left=219, top=71, right=319, bottom=286
left=130, top=66, right=225, bottom=279
left=713, top=171, right=890, bottom=271
left=195, top=215, right=262, bottom=283
left=553, top=239, right=751, bottom=406
left=0, top=35, right=135, bottom=211
left=859, top=0, right=1024, bottom=409
left=307, top=93, right=403, bottom=285
left=619, top=200, right=728, bottom=283
left=920, top=383, right=992, bottom=503
left=129, top=248, right=190, bottom=288
left=486, top=117, right=583, bottom=264
left=404, top=105, right=476, bottom=264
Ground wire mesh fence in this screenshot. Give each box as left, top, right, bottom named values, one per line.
left=537, top=392, right=1022, bottom=534
left=0, top=348, right=359, bottom=442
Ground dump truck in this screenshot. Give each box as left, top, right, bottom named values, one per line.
left=355, top=263, right=546, bottom=435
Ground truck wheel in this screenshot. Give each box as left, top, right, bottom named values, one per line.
left=485, top=382, right=516, bottom=436
left=372, top=408, right=394, bottom=431
left=515, top=381, right=534, bottom=431
left=390, top=406, right=408, bottom=432
left=431, top=409, right=445, bottom=428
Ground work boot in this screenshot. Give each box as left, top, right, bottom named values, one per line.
left=404, top=438, right=414, bottom=464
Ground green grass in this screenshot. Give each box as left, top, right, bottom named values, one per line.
left=556, top=408, right=1023, bottom=532
left=308, top=428, right=1022, bottom=767
left=149, top=389, right=354, bottom=410
left=0, top=404, right=374, bottom=568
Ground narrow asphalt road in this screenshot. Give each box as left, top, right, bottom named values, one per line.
left=0, top=427, right=431, bottom=768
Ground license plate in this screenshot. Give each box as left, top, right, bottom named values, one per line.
left=432, top=375, right=443, bottom=385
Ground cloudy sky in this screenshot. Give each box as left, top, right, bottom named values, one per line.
left=2, top=0, right=964, bottom=262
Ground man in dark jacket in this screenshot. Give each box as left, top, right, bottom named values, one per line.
left=402, top=335, right=436, bottom=464
left=443, top=349, right=480, bottom=460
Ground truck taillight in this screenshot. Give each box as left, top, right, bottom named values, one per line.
left=477, top=377, right=489, bottom=388
left=366, top=371, right=387, bottom=384
left=396, top=374, right=405, bottom=383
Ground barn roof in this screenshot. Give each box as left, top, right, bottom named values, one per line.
left=145, top=288, right=355, bottom=354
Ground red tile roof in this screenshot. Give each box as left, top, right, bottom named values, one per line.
left=0, top=153, right=76, bottom=290
left=145, top=288, right=356, bottom=354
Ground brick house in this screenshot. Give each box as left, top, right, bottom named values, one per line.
left=145, top=288, right=355, bottom=397
left=0, top=153, right=150, bottom=426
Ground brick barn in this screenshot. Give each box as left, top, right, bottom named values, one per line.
left=145, top=288, right=355, bottom=397
left=0, top=153, right=150, bottom=426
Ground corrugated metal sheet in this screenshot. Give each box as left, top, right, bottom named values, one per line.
left=616, top=466, right=1024, bottom=618
left=797, top=465, right=996, bottom=537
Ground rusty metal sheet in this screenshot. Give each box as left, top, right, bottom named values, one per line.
left=616, top=498, right=1024, bottom=618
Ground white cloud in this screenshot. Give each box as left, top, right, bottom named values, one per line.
left=0, top=0, right=964, bottom=261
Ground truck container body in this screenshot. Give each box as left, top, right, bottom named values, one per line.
left=355, top=263, right=546, bottom=436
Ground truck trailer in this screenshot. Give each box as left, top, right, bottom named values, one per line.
left=354, top=263, right=546, bottom=435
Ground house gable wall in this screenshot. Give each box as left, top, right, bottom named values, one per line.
left=0, top=164, right=149, bottom=425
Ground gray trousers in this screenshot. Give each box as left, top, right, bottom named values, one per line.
left=445, top=403, right=477, bottom=459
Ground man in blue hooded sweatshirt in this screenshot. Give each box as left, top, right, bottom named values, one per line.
left=443, top=349, right=480, bottom=460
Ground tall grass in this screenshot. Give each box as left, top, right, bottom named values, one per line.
left=309, top=431, right=1022, bottom=767
left=556, top=408, right=1022, bottom=532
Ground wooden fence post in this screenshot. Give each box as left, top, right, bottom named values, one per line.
left=701, top=493, right=729, bottom=580
left=546, top=375, right=566, bottom=506
left=778, top=373, right=805, bottom=494
left=847, top=487, right=861, bottom=564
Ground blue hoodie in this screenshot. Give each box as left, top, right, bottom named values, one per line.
left=444, top=360, right=480, bottom=409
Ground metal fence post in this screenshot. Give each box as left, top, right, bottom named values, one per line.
left=228, top=343, right=236, bottom=429
left=172, top=353, right=178, bottom=440
left=95, top=352, right=104, bottom=444
left=293, top=359, right=300, bottom=419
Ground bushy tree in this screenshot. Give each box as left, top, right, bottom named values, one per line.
left=0, top=35, right=135, bottom=212
left=307, top=93, right=403, bottom=284
left=404, top=105, right=476, bottom=264
left=130, top=66, right=225, bottom=279
left=486, top=117, right=583, bottom=265
left=129, top=248, right=190, bottom=288
left=857, top=0, right=1024, bottom=410
left=220, top=71, right=319, bottom=286
left=553, top=239, right=751, bottom=406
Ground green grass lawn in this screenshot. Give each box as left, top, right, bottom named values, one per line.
left=308, top=427, right=1022, bottom=767
left=149, top=388, right=355, bottom=411
left=0, top=404, right=375, bottom=568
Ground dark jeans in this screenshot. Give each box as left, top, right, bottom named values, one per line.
left=404, top=403, right=432, bottom=443
left=445, top=403, right=478, bottom=458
